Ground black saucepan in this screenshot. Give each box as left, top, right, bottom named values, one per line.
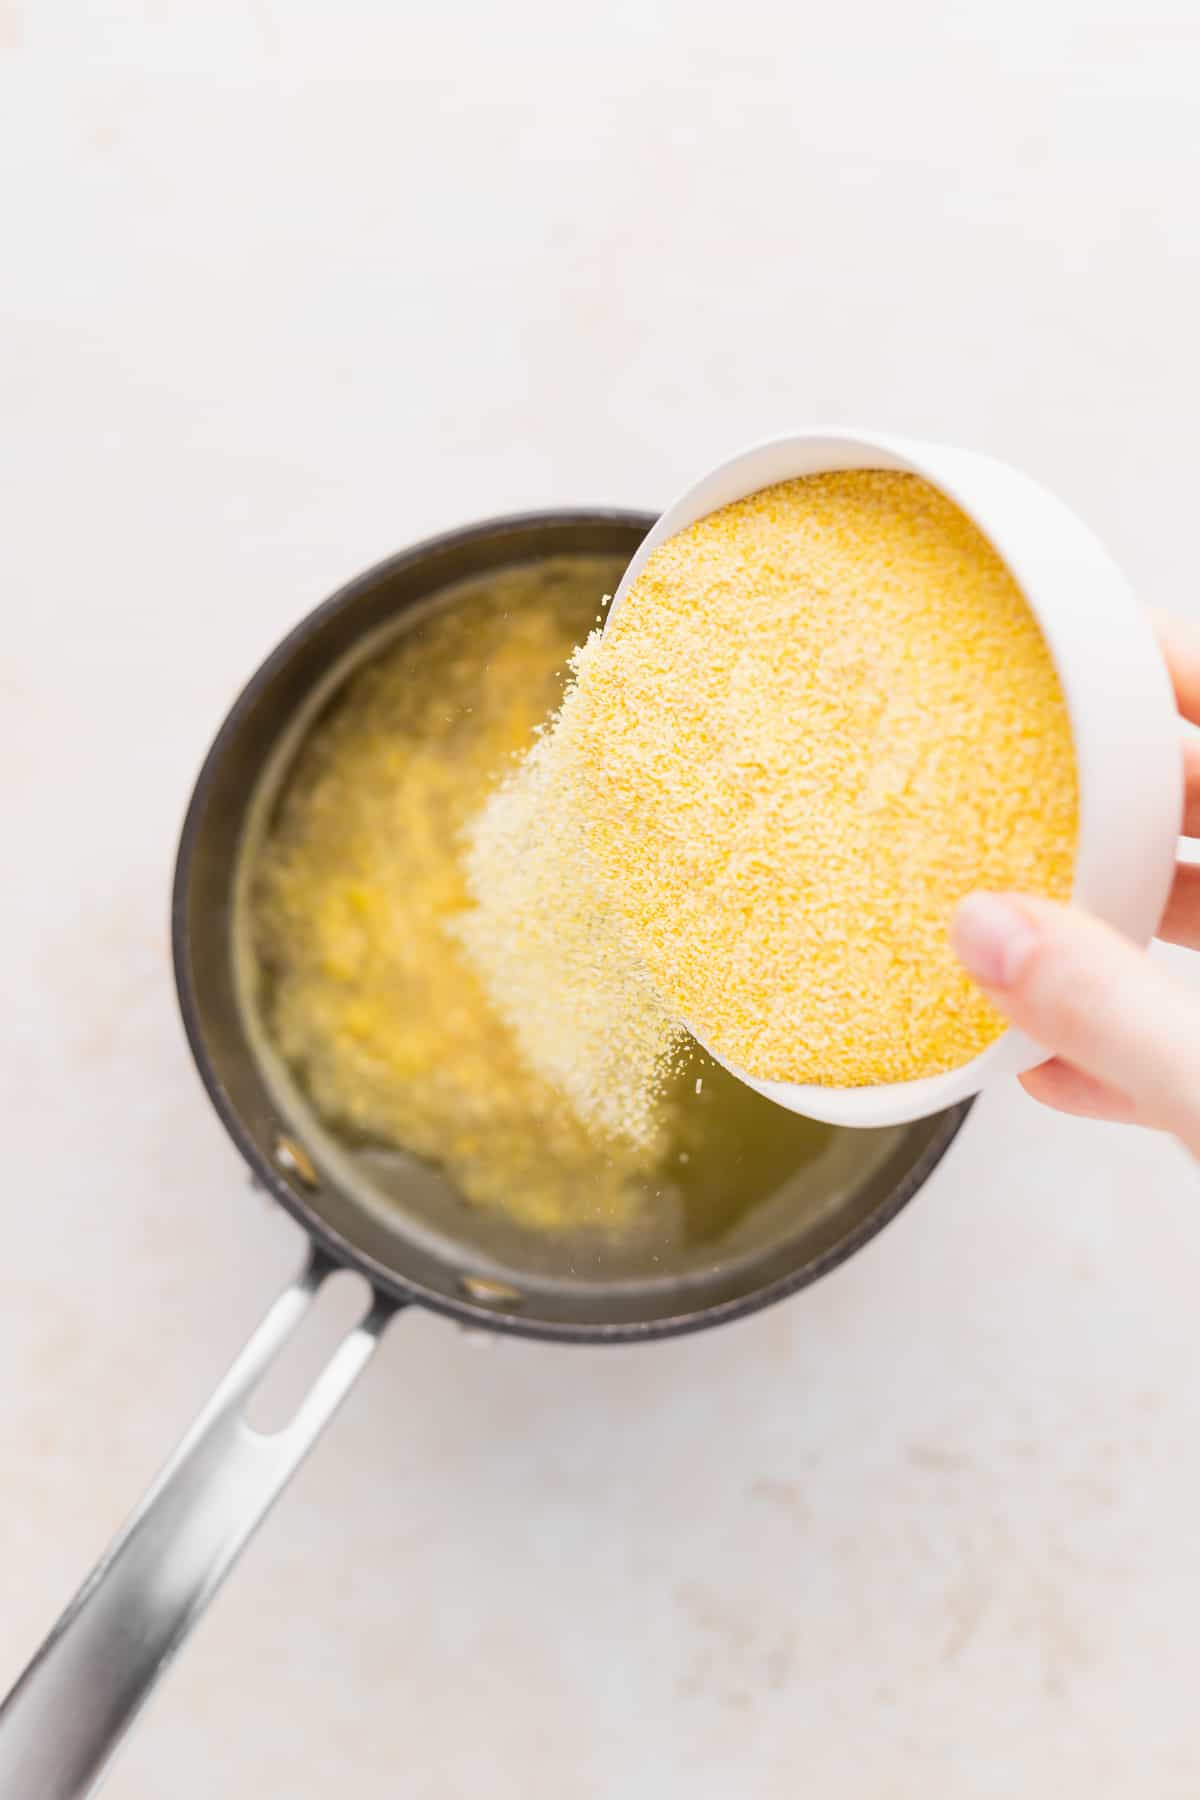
left=0, top=510, right=970, bottom=1799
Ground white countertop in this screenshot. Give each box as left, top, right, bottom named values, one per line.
left=5, top=2, right=1200, bottom=1794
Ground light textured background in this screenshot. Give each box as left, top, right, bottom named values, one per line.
left=4, top=3, right=1200, bottom=1795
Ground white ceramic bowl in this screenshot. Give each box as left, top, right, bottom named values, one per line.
left=605, top=429, right=1182, bottom=1127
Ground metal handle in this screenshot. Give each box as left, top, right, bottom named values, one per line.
left=0, top=1249, right=399, bottom=1800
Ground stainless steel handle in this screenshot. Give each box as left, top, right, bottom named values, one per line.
left=0, top=1249, right=399, bottom=1800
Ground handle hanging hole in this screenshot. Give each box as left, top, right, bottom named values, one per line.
left=244, top=1269, right=373, bottom=1436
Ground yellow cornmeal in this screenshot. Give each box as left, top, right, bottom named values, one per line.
left=570, top=472, right=1079, bottom=1086
left=250, top=558, right=671, bottom=1232
left=454, top=635, right=685, bottom=1147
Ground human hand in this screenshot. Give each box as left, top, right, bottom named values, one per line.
left=951, top=617, right=1200, bottom=1157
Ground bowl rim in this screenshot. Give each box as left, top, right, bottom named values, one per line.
left=604, top=427, right=1174, bottom=1128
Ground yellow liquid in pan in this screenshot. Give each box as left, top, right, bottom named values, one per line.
left=246, top=556, right=904, bottom=1265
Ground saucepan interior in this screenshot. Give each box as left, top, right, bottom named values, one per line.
left=172, top=510, right=971, bottom=1341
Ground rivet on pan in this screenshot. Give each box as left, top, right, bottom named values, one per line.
left=459, top=1275, right=523, bottom=1309
left=273, top=1134, right=319, bottom=1189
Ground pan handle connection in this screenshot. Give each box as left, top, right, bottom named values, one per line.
left=0, top=1247, right=400, bottom=1800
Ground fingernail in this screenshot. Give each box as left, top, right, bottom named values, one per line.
left=951, top=894, right=1038, bottom=989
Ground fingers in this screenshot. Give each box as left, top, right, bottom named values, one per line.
left=1180, top=737, right=1200, bottom=837
left=1158, top=861, right=1200, bottom=949
left=1153, top=615, right=1199, bottom=837
left=1018, top=1057, right=1141, bottom=1124
left=1155, top=613, right=1200, bottom=727
left=952, top=893, right=1200, bottom=1151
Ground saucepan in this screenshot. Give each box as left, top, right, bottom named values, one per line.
left=0, top=510, right=971, bottom=1797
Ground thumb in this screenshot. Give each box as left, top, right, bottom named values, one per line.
left=952, top=892, right=1200, bottom=1149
